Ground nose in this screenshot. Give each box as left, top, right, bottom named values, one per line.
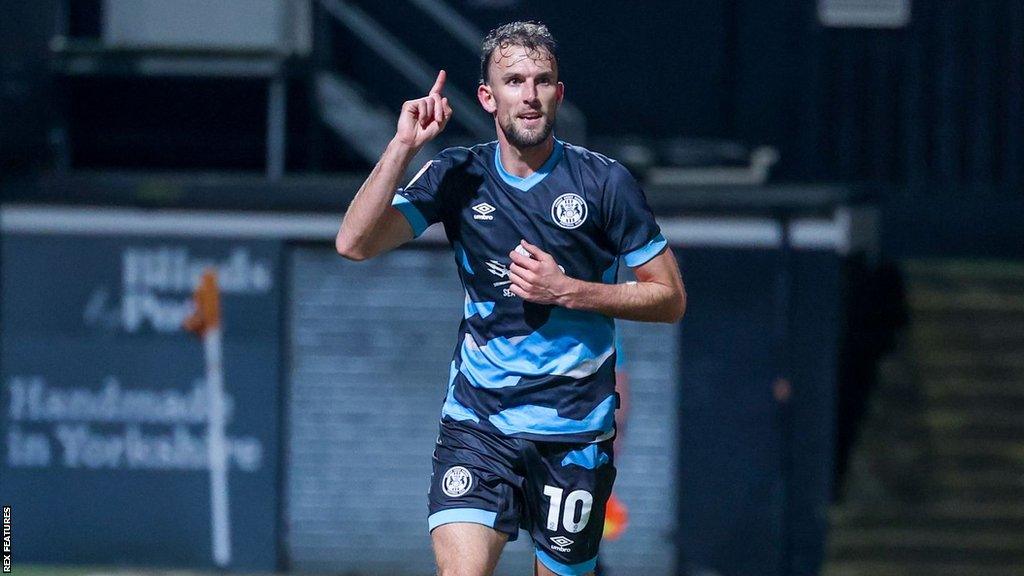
left=523, top=80, right=539, bottom=103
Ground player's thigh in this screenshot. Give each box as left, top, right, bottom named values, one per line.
left=431, top=521, right=509, bottom=576
left=526, top=438, right=616, bottom=576
left=534, top=558, right=594, bottom=576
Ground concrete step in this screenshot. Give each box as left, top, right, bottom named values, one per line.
left=829, top=259, right=1024, bottom=574
left=835, top=512, right=1024, bottom=532
left=831, top=524, right=1024, bottom=545
left=922, top=377, right=1024, bottom=400
left=904, top=309, right=1024, bottom=346
left=904, top=259, right=1024, bottom=286
left=824, top=560, right=1024, bottom=576
left=928, top=469, right=1024, bottom=489
left=912, top=319, right=1024, bottom=351
left=915, top=363, right=1024, bottom=386
left=917, top=440, right=1024, bottom=468
left=840, top=476, right=1024, bottom=504
left=873, top=413, right=1024, bottom=442
left=913, top=428, right=1024, bottom=444
left=828, top=527, right=1024, bottom=564
left=915, top=349, right=1024, bottom=371
left=916, top=393, right=1024, bottom=415
left=923, top=479, right=1024, bottom=502
left=832, top=501, right=1024, bottom=522
left=908, top=289, right=1024, bottom=314
left=924, top=408, right=1023, bottom=431
left=920, top=412, right=1024, bottom=440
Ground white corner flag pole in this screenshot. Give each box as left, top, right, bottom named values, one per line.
left=205, top=324, right=232, bottom=567
left=185, top=270, right=232, bottom=568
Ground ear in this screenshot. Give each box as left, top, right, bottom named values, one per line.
left=478, top=83, right=497, bottom=114
left=556, top=82, right=565, bottom=105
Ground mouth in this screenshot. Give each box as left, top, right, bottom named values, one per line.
left=517, top=112, right=544, bottom=128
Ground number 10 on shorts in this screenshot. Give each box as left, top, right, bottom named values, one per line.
left=543, top=485, right=593, bottom=533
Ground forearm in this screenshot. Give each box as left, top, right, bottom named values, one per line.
left=335, top=138, right=418, bottom=259
left=558, top=278, right=685, bottom=323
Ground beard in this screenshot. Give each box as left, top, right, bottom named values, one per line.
left=499, top=112, right=556, bottom=148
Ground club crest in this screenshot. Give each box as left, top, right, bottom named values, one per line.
left=551, top=193, right=587, bottom=229
left=442, top=466, right=473, bottom=497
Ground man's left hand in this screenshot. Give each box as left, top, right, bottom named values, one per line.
left=508, top=240, right=575, bottom=306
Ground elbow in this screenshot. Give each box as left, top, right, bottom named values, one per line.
left=335, top=234, right=369, bottom=261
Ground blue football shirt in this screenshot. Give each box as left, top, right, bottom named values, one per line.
left=392, top=140, right=666, bottom=443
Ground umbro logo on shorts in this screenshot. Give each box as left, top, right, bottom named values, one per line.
left=472, top=203, right=496, bottom=220
left=550, top=535, right=574, bottom=552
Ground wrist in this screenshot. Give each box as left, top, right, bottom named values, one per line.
left=386, top=137, right=421, bottom=161
left=556, top=277, right=582, bottom=309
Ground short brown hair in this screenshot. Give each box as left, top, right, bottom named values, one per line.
left=479, top=21, right=558, bottom=85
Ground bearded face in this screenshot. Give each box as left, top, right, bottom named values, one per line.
left=480, top=44, right=564, bottom=150
left=497, top=95, right=555, bottom=148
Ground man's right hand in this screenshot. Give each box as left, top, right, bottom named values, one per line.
left=395, top=70, right=454, bottom=150
left=337, top=70, right=452, bottom=262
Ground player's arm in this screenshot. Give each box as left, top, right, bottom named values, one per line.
left=336, top=71, right=453, bottom=261
left=508, top=240, right=686, bottom=323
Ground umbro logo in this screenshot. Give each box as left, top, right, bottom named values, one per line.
left=550, top=536, right=574, bottom=552
left=472, top=203, right=496, bottom=220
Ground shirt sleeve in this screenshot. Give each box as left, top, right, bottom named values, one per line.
left=601, top=162, right=667, bottom=267
left=391, top=154, right=452, bottom=237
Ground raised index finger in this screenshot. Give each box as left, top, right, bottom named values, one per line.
left=429, top=70, right=446, bottom=95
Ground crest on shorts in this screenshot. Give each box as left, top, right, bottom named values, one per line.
left=442, top=466, right=473, bottom=497
left=551, top=193, right=587, bottom=229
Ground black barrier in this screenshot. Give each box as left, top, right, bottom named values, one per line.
left=676, top=247, right=839, bottom=576
left=0, top=234, right=282, bottom=571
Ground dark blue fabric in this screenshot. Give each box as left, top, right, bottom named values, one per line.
left=394, top=141, right=662, bottom=444
left=428, top=419, right=616, bottom=569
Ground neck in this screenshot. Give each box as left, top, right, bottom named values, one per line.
left=496, top=133, right=555, bottom=178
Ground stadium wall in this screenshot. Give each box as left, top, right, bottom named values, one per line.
left=0, top=205, right=863, bottom=575
left=0, top=232, right=283, bottom=570
left=285, top=247, right=680, bottom=575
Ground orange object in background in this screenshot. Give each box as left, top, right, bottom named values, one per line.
left=602, top=492, right=629, bottom=540
left=183, top=270, right=221, bottom=335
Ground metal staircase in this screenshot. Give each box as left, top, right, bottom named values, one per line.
left=315, top=71, right=440, bottom=168
left=313, top=0, right=588, bottom=170
left=44, top=0, right=586, bottom=175
left=825, top=260, right=1024, bottom=576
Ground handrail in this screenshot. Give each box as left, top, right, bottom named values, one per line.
left=406, top=0, right=482, bottom=56
left=317, top=0, right=493, bottom=138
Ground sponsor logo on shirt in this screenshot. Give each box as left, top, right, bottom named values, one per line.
left=485, top=260, right=511, bottom=287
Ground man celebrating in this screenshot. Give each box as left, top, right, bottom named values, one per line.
left=336, top=21, right=685, bottom=576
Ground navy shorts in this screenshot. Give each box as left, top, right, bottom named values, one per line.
left=427, top=419, right=616, bottom=576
